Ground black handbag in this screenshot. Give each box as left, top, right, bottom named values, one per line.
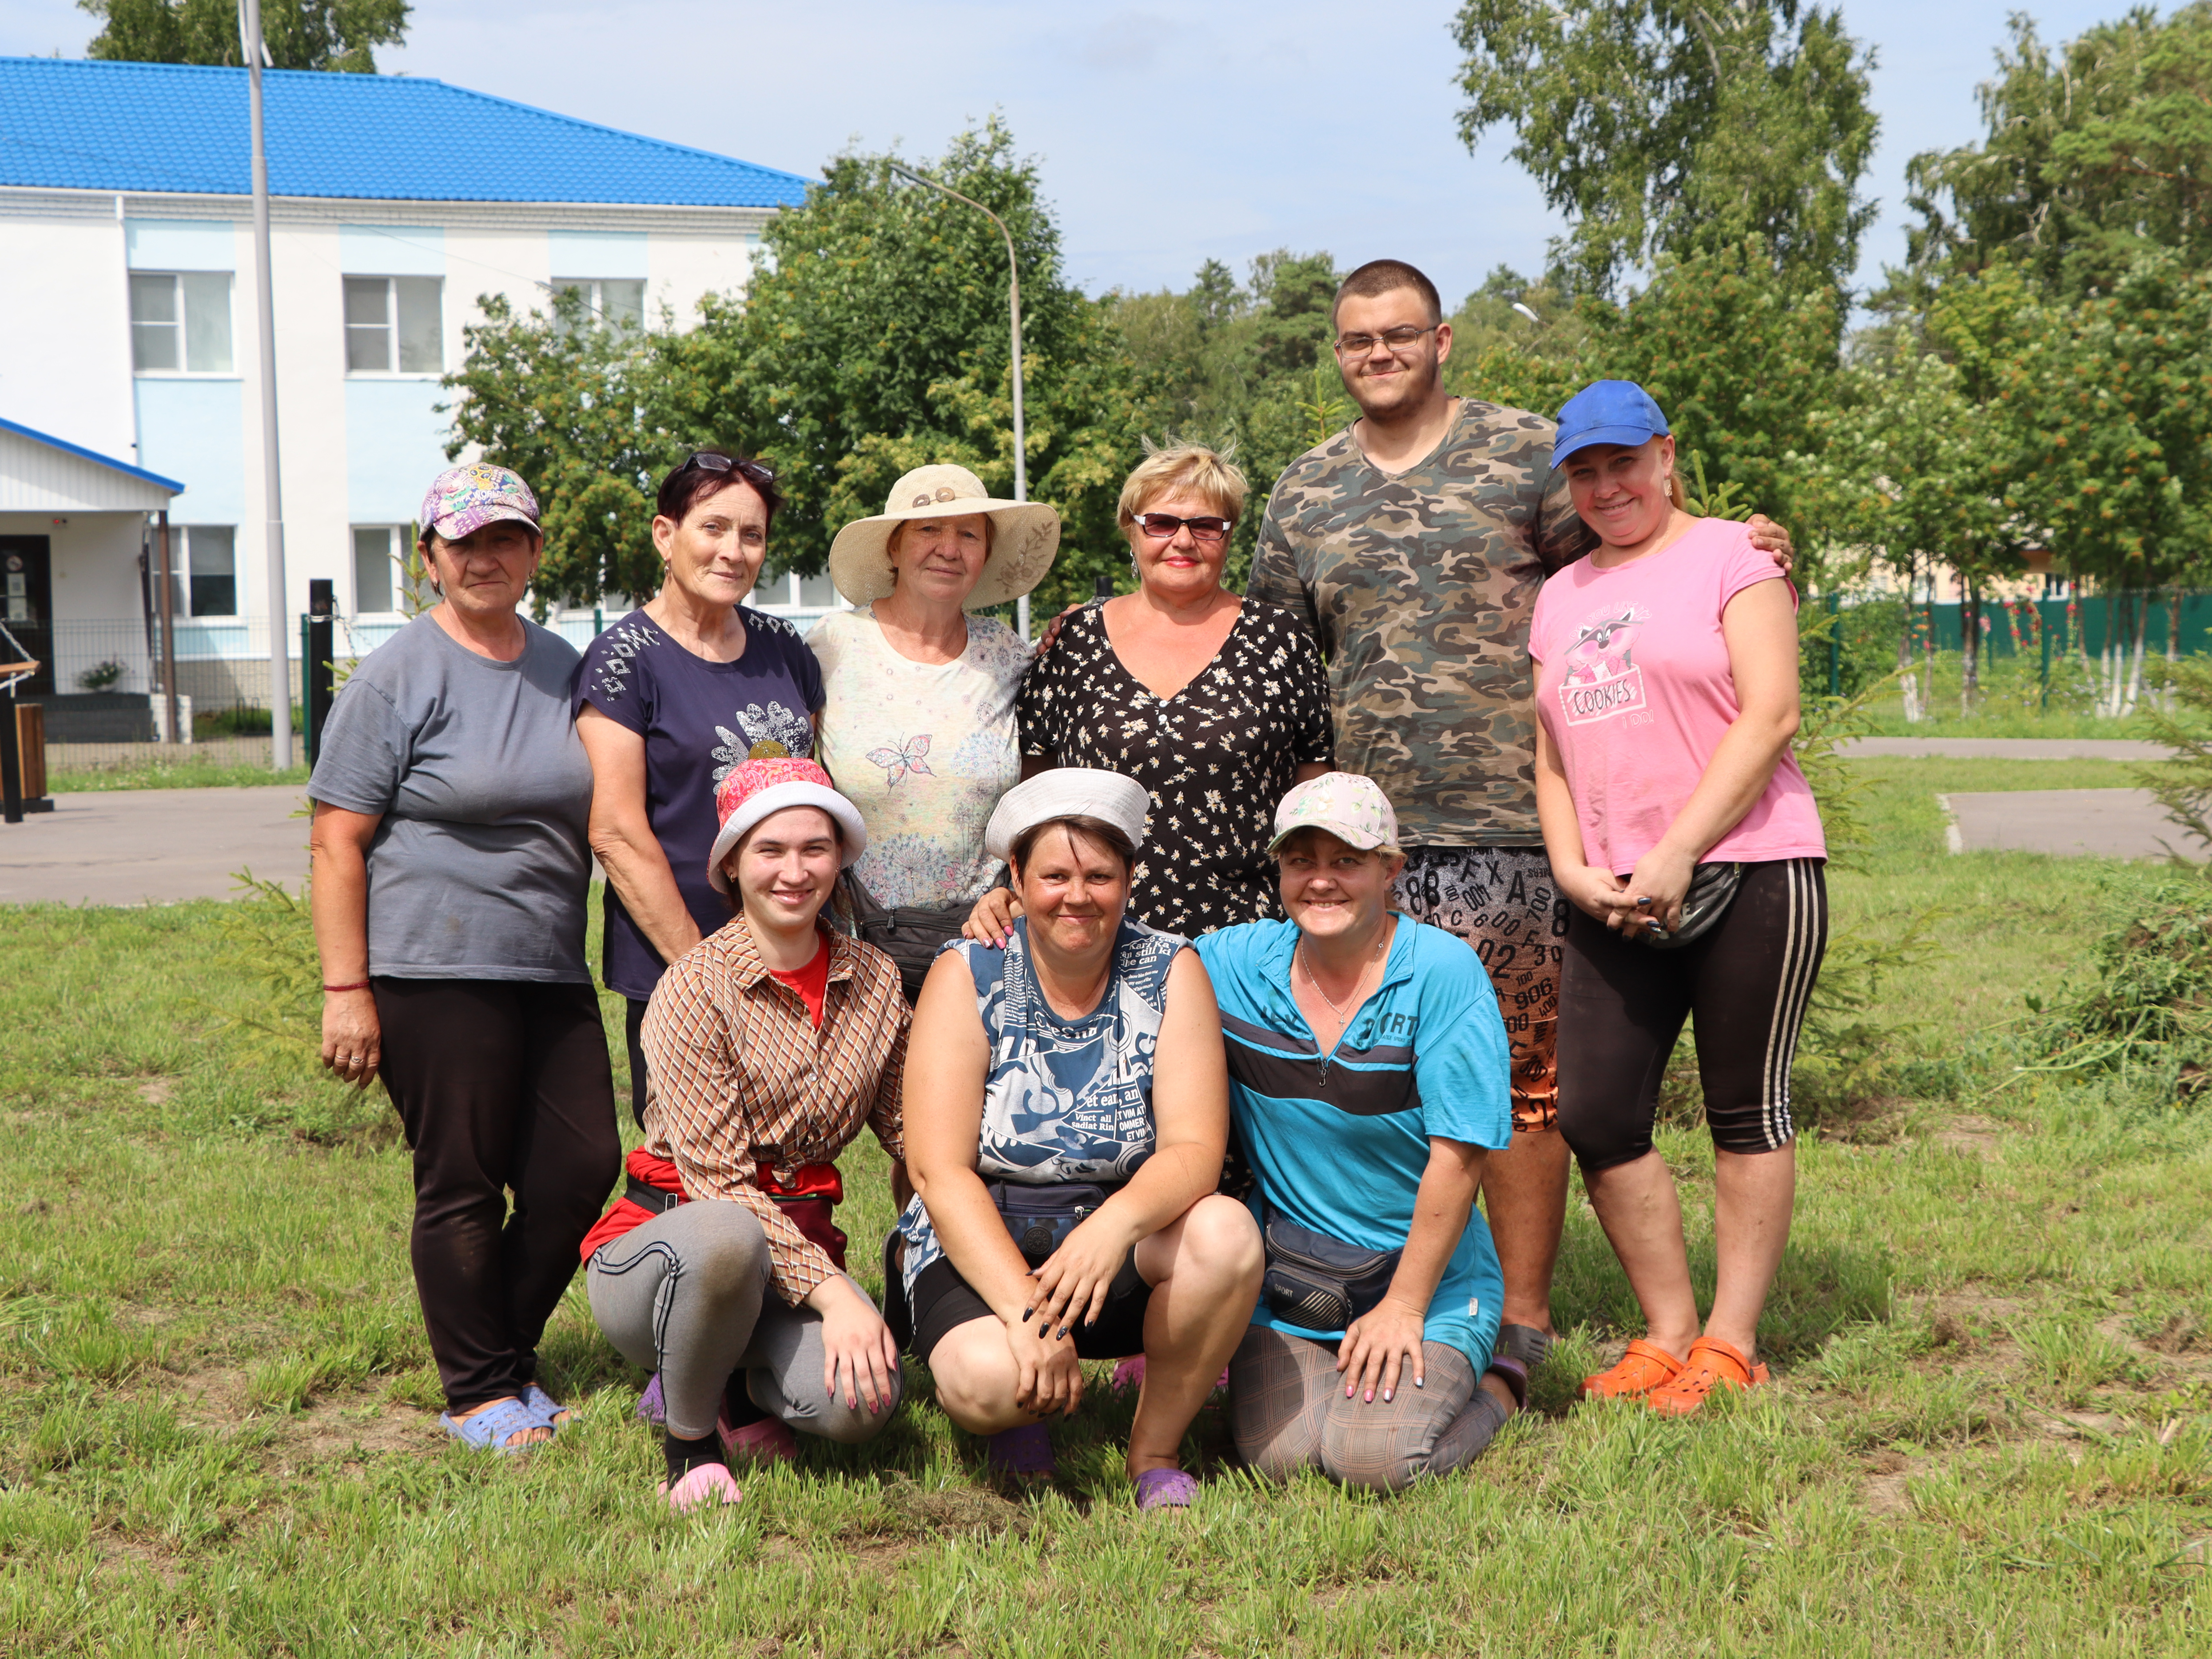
left=1260, top=1209, right=1402, bottom=1332
left=1639, top=860, right=1743, bottom=951
left=987, top=1180, right=1118, bottom=1269
left=841, top=871, right=974, bottom=1006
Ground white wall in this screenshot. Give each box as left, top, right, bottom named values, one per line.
left=4, top=193, right=768, bottom=632
left=0, top=211, right=135, bottom=461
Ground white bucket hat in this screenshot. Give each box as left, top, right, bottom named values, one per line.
left=827, top=464, right=1061, bottom=609
left=984, top=769, right=1150, bottom=864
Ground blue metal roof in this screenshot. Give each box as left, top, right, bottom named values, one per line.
left=0, top=415, right=184, bottom=494
left=0, top=57, right=813, bottom=207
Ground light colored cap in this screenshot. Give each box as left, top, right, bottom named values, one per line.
left=1267, top=772, right=1400, bottom=855
left=984, top=768, right=1150, bottom=863
left=707, top=757, right=867, bottom=894
left=827, top=464, right=1062, bottom=609
left=419, top=462, right=540, bottom=541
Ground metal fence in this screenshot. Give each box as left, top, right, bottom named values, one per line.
left=11, top=598, right=848, bottom=780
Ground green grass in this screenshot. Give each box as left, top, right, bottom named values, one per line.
left=45, top=757, right=310, bottom=793
left=0, top=768, right=2207, bottom=1654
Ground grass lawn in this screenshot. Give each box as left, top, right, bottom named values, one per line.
left=0, top=761, right=2206, bottom=1654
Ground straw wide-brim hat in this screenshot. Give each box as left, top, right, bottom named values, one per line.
left=827, top=464, right=1061, bottom=609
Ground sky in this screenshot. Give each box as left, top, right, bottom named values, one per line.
left=0, top=0, right=2160, bottom=308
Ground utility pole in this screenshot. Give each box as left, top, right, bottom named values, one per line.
left=242, top=0, right=293, bottom=767
left=886, top=162, right=1030, bottom=640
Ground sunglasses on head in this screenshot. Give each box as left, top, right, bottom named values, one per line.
left=1131, top=511, right=1233, bottom=544
left=681, top=450, right=776, bottom=486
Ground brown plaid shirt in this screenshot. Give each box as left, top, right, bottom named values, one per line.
left=639, top=918, right=908, bottom=1305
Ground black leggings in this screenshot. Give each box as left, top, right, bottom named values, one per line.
left=1556, top=859, right=1826, bottom=1173
left=375, top=978, right=622, bottom=1412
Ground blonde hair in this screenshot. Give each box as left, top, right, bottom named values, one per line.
left=1116, top=442, right=1249, bottom=529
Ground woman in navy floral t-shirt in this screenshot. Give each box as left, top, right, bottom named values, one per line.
left=574, top=451, right=824, bottom=1126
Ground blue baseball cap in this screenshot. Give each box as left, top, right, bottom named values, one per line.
left=1551, top=381, right=1670, bottom=471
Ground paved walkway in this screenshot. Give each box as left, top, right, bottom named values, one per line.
left=1940, top=789, right=2206, bottom=860
left=0, top=786, right=310, bottom=905
left=1840, top=737, right=2171, bottom=760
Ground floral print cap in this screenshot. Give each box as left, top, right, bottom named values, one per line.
left=1266, top=771, right=1400, bottom=855
left=418, top=462, right=541, bottom=541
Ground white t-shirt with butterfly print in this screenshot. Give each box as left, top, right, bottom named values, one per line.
left=808, top=607, right=1030, bottom=908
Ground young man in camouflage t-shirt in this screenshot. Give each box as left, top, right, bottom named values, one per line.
left=1249, top=259, right=1791, bottom=1367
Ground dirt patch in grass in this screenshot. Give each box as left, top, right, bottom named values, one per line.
left=135, top=1078, right=174, bottom=1108
left=1930, top=1116, right=2005, bottom=1157
left=1861, top=1471, right=1914, bottom=1517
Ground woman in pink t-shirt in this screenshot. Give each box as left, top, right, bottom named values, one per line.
left=1528, top=381, right=1826, bottom=1418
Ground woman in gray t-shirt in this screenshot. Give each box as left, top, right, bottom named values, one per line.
left=308, top=463, right=619, bottom=1456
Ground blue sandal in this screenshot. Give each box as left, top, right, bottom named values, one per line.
left=521, top=1383, right=572, bottom=1434
left=440, top=1396, right=545, bottom=1454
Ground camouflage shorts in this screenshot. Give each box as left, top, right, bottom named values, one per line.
left=1393, top=846, right=1567, bottom=1131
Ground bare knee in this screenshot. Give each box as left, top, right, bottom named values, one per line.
left=927, top=1321, right=1022, bottom=1434
left=1169, top=1194, right=1264, bottom=1285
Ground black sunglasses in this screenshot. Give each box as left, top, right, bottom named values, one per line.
left=681, top=450, right=776, bottom=485
left=1131, top=511, right=1233, bottom=544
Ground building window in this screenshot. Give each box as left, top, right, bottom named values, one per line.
left=550, top=277, right=646, bottom=336
left=130, top=272, right=234, bottom=373
left=344, top=276, right=443, bottom=373
left=351, top=525, right=433, bottom=615
left=168, top=526, right=237, bottom=617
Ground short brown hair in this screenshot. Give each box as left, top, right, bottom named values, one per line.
left=1008, top=815, right=1137, bottom=879
left=1332, top=259, right=1444, bottom=330
left=1115, top=444, right=1249, bottom=529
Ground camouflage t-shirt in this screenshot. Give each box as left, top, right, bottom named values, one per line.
left=1248, top=398, right=1595, bottom=847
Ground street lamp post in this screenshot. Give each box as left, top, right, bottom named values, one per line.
left=240, top=0, right=293, bottom=768
left=886, top=162, right=1029, bottom=640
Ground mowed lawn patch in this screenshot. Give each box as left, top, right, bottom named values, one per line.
left=0, top=764, right=2206, bottom=1655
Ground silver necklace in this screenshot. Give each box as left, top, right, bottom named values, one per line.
left=1298, top=924, right=1388, bottom=1024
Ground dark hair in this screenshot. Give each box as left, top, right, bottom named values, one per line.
left=1332, top=259, right=1444, bottom=330
left=656, top=450, right=783, bottom=529
left=1007, top=815, right=1137, bottom=879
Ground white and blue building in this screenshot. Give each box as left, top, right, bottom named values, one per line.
left=0, top=56, right=815, bottom=714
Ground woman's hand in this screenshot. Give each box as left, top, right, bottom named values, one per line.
left=1024, top=1209, right=1139, bottom=1339
left=1746, top=513, right=1794, bottom=578
left=1337, top=1297, right=1428, bottom=1404
left=1032, top=602, right=1085, bottom=657
left=1623, top=842, right=1696, bottom=935
left=962, top=886, right=1022, bottom=947
left=808, top=1277, right=901, bottom=1416
left=1006, top=1312, right=1084, bottom=1417
left=1557, top=862, right=1637, bottom=929
left=320, top=989, right=381, bottom=1088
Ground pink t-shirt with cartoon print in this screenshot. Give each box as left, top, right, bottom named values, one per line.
left=1528, top=517, right=1827, bottom=876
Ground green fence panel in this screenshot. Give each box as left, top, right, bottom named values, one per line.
left=1899, top=594, right=2212, bottom=658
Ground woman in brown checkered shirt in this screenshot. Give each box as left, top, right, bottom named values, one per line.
left=580, top=759, right=911, bottom=1512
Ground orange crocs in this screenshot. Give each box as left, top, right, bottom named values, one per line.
left=1645, top=1336, right=1770, bottom=1417
left=1580, top=1339, right=1687, bottom=1400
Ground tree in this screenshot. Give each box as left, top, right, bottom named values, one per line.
left=1987, top=254, right=2212, bottom=715
left=446, top=121, right=1150, bottom=617
left=80, top=0, right=409, bottom=72
left=1452, top=0, right=1878, bottom=298
left=1898, top=5, right=2212, bottom=303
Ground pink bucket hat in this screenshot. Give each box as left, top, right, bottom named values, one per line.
left=419, top=462, right=541, bottom=541
left=707, top=758, right=868, bottom=892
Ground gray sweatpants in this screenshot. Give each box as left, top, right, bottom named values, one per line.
left=1230, top=1325, right=1511, bottom=1493
left=585, top=1199, right=903, bottom=1444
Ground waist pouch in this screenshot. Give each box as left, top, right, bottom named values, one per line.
left=986, top=1180, right=1120, bottom=1269
left=1260, top=1209, right=1401, bottom=1333
left=1639, top=860, right=1743, bottom=950
left=625, top=1175, right=849, bottom=1273
left=843, top=871, right=974, bottom=1007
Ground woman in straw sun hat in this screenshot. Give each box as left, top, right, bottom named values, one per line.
left=809, top=465, right=1058, bottom=952
left=893, top=768, right=1262, bottom=1510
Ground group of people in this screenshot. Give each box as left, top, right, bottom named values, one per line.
left=306, top=256, right=1826, bottom=1511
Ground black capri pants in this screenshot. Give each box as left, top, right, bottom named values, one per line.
left=1556, top=858, right=1826, bottom=1173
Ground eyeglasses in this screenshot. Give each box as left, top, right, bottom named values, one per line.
left=1333, top=325, right=1436, bottom=358
left=1130, top=512, right=1233, bottom=544
left=679, top=450, right=776, bottom=486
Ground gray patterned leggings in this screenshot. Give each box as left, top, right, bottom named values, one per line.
left=1230, top=1326, right=1512, bottom=1492
left=586, top=1199, right=903, bottom=1444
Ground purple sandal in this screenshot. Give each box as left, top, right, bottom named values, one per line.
left=986, top=1422, right=1054, bottom=1477
left=1134, top=1468, right=1198, bottom=1510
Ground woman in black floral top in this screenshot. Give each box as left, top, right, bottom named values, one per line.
left=967, top=446, right=1333, bottom=940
